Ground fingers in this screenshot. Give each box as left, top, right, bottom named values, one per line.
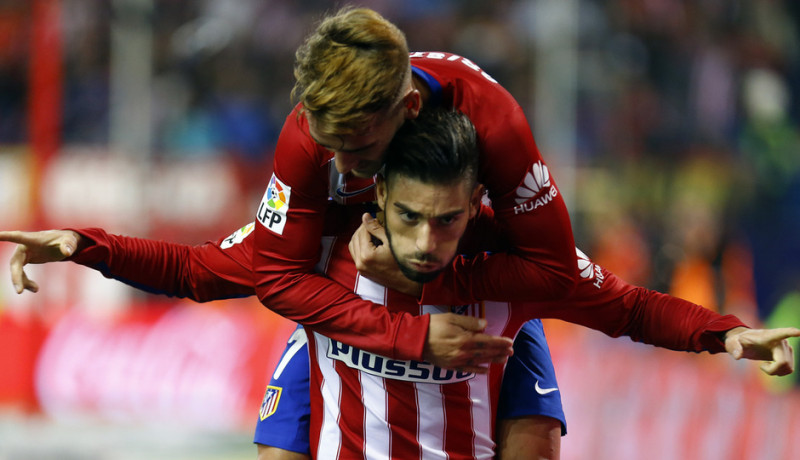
left=59, top=236, right=77, bottom=257
left=452, top=346, right=513, bottom=374
left=9, top=245, right=28, bottom=294
left=761, top=358, right=794, bottom=377
left=22, top=272, right=39, bottom=293
left=770, top=327, right=800, bottom=340
left=447, top=312, right=487, bottom=332
left=0, top=230, right=43, bottom=247
left=468, top=332, right=514, bottom=354
left=362, top=213, right=387, bottom=244
left=726, top=336, right=744, bottom=360
left=0, top=230, right=24, bottom=244
left=761, top=339, right=796, bottom=376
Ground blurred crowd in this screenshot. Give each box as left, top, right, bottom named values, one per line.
left=1, top=0, right=799, bottom=371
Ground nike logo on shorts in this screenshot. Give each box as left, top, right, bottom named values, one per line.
left=535, top=380, right=558, bottom=395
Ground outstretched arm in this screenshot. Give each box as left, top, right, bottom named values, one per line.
left=1, top=227, right=512, bottom=371
left=1, top=227, right=257, bottom=301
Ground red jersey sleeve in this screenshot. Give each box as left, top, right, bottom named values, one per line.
left=253, top=109, right=428, bottom=361
left=531, top=260, right=748, bottom=353
left=410, top=54, right=577, bottom=305
left=460, top=211, right=745, bottom=353
left=66, top=226, right=254, bottom=302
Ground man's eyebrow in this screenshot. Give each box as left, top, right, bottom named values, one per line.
left=392, top=201, right=465, bottom=219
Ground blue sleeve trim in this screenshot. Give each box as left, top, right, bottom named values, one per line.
left=90, top=262, right=249, bottom=302
left=411, top=65, right=443, bottom=108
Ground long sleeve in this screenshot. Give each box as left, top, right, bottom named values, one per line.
left=531, top=263, right=747, bottom=353
left=459, top=209, right=745, bottom=353
left=67, top=227, right=253, bottom=302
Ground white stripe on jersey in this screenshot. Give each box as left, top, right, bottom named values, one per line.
left=469, top=374, right=495, bottom=457
left=355, top=273, right=392, bottom=458
left=354, top=273, right=387, bottom=305
left=315, top=332, right=343, bottom=460
left=362, top=372, right=391, bottom=459
left=312, top=271, right=513, bottom=458
left=417, top=383, right=447, bottom=459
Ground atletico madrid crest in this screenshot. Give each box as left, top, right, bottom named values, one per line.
left=451, top=302, right=485, bottom=319
left=260, top=385, right=282, bottom=421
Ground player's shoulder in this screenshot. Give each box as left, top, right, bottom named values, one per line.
left=274, top=105, right=333, bottom=178
left=410, top=51, right=500, bottom=86
left=411, top=51, right=519, bottom=121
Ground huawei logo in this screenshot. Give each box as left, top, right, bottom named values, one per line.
left=513, top=162, right=558, bottom=215
left=576, top=247, right=606, bottom=289
left=515, top=162, right=551, bottom=205
left=576, top=248, right=594, bottom=280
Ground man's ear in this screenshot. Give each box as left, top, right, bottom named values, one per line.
left=469, top=184, right=485, bottom=219
left=403, top=90, right=421, bottom=119
left=376, top=175, right=388, bottom=210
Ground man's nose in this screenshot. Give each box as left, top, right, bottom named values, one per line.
left=415, top=224, right=437, bottom=253
left=334, top=152, right=359, bottom=174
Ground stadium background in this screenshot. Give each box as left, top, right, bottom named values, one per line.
left=1, top=0, right=799, bottom=459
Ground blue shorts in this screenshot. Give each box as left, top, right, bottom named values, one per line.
left=253, top=325, right=311, bottom=454
left=254, top=319, right=566, bottom=451
left=497, top=319, right=567, bottom=435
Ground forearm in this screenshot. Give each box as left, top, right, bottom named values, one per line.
left=255, top=268, right=429, bottom=361
left=67, top=228, right=252, bottom=302
left=540, top=284, right=748, bottom=353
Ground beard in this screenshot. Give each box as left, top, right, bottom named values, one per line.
left=385, top=225, right=444, bottom=284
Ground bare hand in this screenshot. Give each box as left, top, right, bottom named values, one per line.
left=724, top=326, right=800, bottom=376
left=0, top=229, right=82, bottom=294
left=423, top=313, right=514, bottom=374
left=349, top=213, right=422, bottom=297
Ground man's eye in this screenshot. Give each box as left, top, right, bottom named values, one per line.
left=438, top=216, right=456, bottom=225
left=399, top=212, right=419, bottom=222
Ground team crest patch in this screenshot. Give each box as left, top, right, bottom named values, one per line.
left=257, top=174, right=291, bottom=235
left=451, top=302, right=485, bottom=319
left=220, top=222, right=255, bottom=249
left=259, top=385, right=282, bottom=421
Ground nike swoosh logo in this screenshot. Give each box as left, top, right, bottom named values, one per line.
left=535, top=380, right=558, bottom=395
left=335, top=184, right=375, bottom=198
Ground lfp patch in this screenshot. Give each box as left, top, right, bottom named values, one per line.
left=220, top=222, right=255, bottom=249
left=257, top=174, right=291, bottom=235
left=259, top=385, right=282, bottom=421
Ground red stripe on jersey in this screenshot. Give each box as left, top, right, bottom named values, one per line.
left=336, top=355, right=367, bottom=456
left=442, top=381, right=475, bottom=460
left=385, top=378, right=421, bottom=458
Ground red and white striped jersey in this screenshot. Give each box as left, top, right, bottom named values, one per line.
left=307, top=234, right=525, bottom=459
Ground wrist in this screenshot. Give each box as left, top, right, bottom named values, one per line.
left=721, top=326, right=750, bottom=342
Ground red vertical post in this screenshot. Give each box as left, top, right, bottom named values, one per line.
left=20, top=0, right=62, bottom=413
left=28, top=0, right=62, bottom=228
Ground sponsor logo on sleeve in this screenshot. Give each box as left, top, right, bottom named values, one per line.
left=576, top=247, right=605, bottom=289
left=513, top=162, right=559, bottom=215
left=326, top=338, right=475, bottom=384
left=257, top=175, right=291, bottom=235
left=259, top=385, right=282, bottom=420
left=220, top=222, right=255, bottom=249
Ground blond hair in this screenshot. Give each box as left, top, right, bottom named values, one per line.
left=292, top=7, right=410, bottom=136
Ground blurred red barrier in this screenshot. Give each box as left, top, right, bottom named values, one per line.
left=1, top=298, right=295, bottom=430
